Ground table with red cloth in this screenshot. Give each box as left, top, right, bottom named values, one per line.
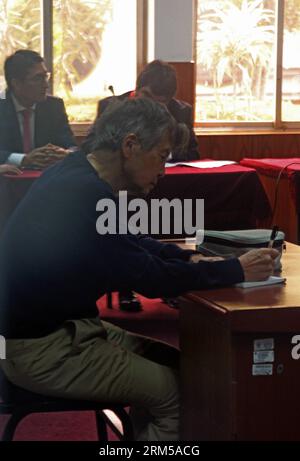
left=147, top=162, right=271, bottom=238
left=240, top=157, right=300, bottom=243
left=0, top=163, right=271, bottom=237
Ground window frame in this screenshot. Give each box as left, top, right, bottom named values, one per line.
left=194, top=0, right=300, bottom=132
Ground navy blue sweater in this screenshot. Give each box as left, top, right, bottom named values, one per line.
left=0, top=151, right=244, bottom=338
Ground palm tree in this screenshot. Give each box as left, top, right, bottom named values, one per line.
left=0, top=0, right=41, bottom=73
left=197, top=0, right=275, bottom=106
left=0, top=0, right=111, bottom=98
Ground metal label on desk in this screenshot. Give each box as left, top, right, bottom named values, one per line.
left=253, top=350, right=274, bottom=363
left=253, top=338, right=274, bottom=351
left=252, top=364, right=273, bottom=376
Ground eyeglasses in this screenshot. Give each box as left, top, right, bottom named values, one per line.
left=25, top=72, right=51, bottom=84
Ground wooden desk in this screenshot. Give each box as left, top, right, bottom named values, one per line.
left=179, top=242, right=300, bottom=441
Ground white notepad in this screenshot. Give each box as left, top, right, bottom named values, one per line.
left=165, top=160, right=236, bottom=169
left=235, top=276, right=286, bottom=289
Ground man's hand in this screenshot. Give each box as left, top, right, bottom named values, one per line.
left=21, top=144, right=70, bottom=169
left=189, top=253, right=224, bottom=263
left=41, top=143, right=70, bottom=157
left=0, top=164, right=23, bottom=175
left=239, top=248, right=279, bottom=282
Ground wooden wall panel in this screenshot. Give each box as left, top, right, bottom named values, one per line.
left=170, top=61, right=195, bottom=113
left=75, top=126, right=300, bottom=161
left=198, top=133, right=300, bottom=161
left=75, top=134, right=86, bottom=146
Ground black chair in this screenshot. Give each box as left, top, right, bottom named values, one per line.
left=0, top=370, right=134, bottom=441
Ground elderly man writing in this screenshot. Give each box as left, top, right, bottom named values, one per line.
left=0, top=98, right=277, bottom=441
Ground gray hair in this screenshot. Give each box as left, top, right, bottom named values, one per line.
left=91, top=97, right=178, bottom=153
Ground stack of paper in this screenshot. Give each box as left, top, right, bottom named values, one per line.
left=235, top=276, right=286, bottom=289
left=165, top=160, right=236, bottom=169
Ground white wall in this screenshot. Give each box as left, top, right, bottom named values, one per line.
left=152, top=0, right=195, bottom=62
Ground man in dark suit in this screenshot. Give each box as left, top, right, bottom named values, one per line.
left=0, top=49, right=77, bottom=168
left=82, top=60, right=199, bottom=162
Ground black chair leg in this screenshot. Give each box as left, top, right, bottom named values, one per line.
left=111, top=407, right=134, bottom=441
left=2, top=411, right=29, bottom=441
left=106, top=292, right=113, bottom=309
left=95, top=410, right=108, bottom=441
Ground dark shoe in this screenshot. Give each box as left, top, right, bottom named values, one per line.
left=119, top=292, right=142, bottom=312
left=161, top=297, right=179, bottom=309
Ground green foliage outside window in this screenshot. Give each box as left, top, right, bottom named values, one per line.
left=52, top=0, right=112, bottom=98
left=284, top=0, right=300, bottom=31
left=0, top=0, right=41, bottom=68
left=0, top=0, right=112, bottom=122
left=197, top=0, right=275, bottom=109
left=196, top=0, right=300, bottom=122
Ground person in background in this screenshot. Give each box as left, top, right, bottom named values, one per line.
left=0, top=97, right=278, bottom=441
left=83, top=59, right=199, bottom=163
left=82, top=60, right=199, bottom=312
left=0, top=49, right=77, bottom=169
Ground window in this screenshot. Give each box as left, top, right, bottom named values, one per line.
left=0, top=0, right=42, bottom=87
left=195, top=0, right=300, bottom=128
left=0, top=0, right=137, bottom=122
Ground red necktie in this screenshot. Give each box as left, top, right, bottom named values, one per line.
left=21, top=109, right=32, bottom=154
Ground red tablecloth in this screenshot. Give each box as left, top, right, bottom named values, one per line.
left=4, top=170, right=42, bottom=180
left=0, top=163, right=271, bottom=236
left=240, top=157, right=300, bottom=212
left=148, top=163, right=271, bottom=237
left=240, top=158, right=300, bottom=177
left=164, top=163, right=249, bottom=175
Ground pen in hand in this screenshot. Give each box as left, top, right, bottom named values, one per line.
left=268, top=226, right=279, bottom=248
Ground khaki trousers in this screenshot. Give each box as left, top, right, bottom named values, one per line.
left=1, top=318, right=179, bottom=441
